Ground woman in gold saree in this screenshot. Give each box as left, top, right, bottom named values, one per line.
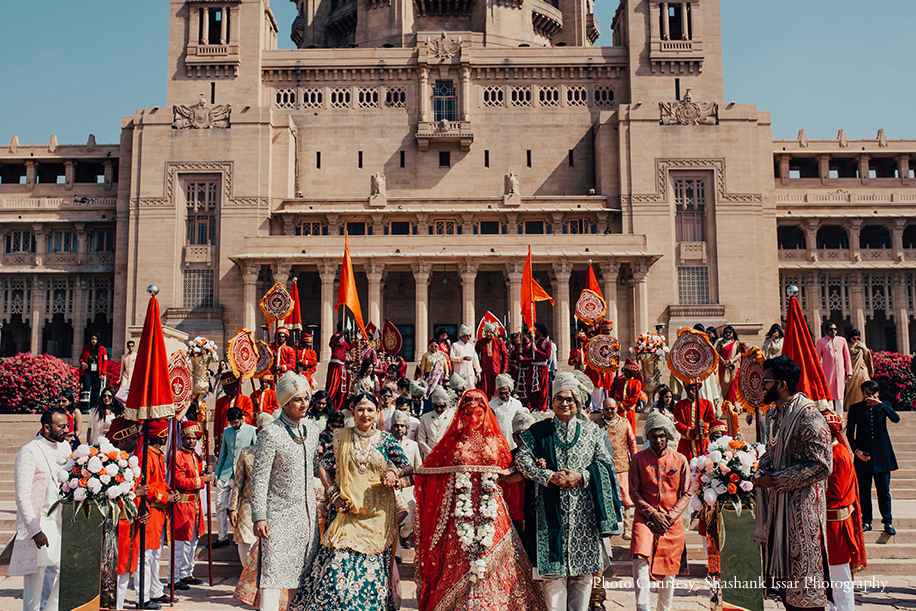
left=290, top=394, right=409, bottom=611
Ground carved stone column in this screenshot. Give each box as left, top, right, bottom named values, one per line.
left=201, top=7, right=210, bottom=44
left=804, top=219, right=820, bottom=262
left=25, top=160, right=36, bottom=188
left=507, top=262, right=523, bottom=333
left=805, top=274, right=823, bottom=336
left=632, top=265, right=649, bottom=336
left=103, top=159, right=113, bottom=189
left=241, top=262, right=259, bottom=331
left=414, top=263, right=431, bottom=345
left=892, top=279, right=910, bottom=355
left=418, top=66, right=431, bottom=123
left=460, top=261, right=477, bottom=330
left=460, top=65, right=471, bottom=122
left=319, top=264, right=337, bottom=362
left=660, top=2, right=670, bottom=40
left=857, top=154, right=870, bottom=183
left=30, top=275, right=45, bottom=353
left=220, top=6, right=228, bottom=44
left=602, top=260, right=619, bottom=328
left=818, top=154, right=830, bottom=182
left=553, top=261, right=572, bottom=364
left=849, top=273, right=866, bottom=334
left=367, top=263, right=384, bottom=327
left=680, top=2, right=689, bottom=39
left=71, top=278, right=88, bottom=362
left=892, top=218, right=907, bottom=262
left=845, top=218, right=863, bottom=262
left=898, top=155, right=910, bottom=181
left=64, top=161, right=74, bottom=190
left=272, top=262, right=291, bottom=289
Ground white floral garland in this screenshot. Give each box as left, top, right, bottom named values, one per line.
left=453, top=471, right=500, bottom=582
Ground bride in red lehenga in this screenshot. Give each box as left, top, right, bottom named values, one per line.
left=415, top=389, right=545, bottom=611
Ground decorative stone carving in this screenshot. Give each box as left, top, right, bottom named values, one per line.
left=837, top=129, right=848, bottom=148
left=8, top=135, right=18, bottom=154
left=659, top=90, right=718, bottom=126
left=877, top=129, right=888, bottom=148
left=797, top=129, right=808, bottom=148
left=173, top=93, right=231, bottom=129
left=503, top=172, right=521, bottom=207
left=47, top=135, right=58, bottom=153
left=369, top=171, right=387, bottom=207
left=427, top=32, right=461, bottom=60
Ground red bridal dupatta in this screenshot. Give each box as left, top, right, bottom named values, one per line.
left=415, top=390, right=545, bottom=611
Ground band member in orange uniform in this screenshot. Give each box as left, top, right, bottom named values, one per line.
left=169, top=421, right=213, bottom=590
left=612, top=358, right=643, bottom=432
left=672, top=381, right=716, bottom=461
left=109, top=417, right=147, bottom=611
left=138, top=418, right=177, bottom=609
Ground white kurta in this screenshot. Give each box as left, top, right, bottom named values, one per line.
left=489, top=396, right=525, bottom=450
left=450, top=340, right=481, bottom=388
left=416, top=408, right=456, bottom=458
left=10, top=435, right=69, bottom=576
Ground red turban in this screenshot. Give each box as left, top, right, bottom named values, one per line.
left=180, top=420, right=203, bottom=438
left=107, top=417, right=139, bottom=442
left=147, top=418, right=170, bottom=440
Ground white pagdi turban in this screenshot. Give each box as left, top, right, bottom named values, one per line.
left=459, top=324, right=473, bottom=337
left=276, top=371, right=311, bottom=406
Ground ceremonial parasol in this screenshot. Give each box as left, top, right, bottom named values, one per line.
left=584, top=334, right=620, bottom=374
left=666, top=327, right=719, bottom=384
left=253, top=340, right=274, bottom=378
left=575, top=289, right=606, bottom=326
left=124, top=285, right=176, bottom=606
left=260, top=282, right=294, bottom=329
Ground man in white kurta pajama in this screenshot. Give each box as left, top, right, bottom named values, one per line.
left=450, top=324, right=481, bottom=390
left=10, top=407, right=71, bottom=611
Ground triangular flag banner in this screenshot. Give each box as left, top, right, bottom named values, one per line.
left=476, top=311, right=507, bottom=341
left=284, top=278, right=302, bottom=331
left=586, top=262, right=603, bottom=300
left=335, top=232, right=368, bottom=339
left=124, top=294, right=175, bottom=421
left=782, top=296, right=833, bottom=409
left=521, top=246, right=553, bottom=331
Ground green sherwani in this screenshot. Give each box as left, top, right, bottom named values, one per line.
left=515, top=417, right=621, bottom=577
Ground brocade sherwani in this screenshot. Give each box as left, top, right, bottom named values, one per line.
left=251, top=413, right=320, bottom=590
left=756, top=393, right=832, bottom=608
left=515, top=417, right=620, bottom=577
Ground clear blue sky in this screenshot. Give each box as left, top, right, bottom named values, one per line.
left=1, top=1, right=913, bottom=145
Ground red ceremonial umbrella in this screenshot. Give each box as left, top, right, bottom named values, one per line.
left=124, top=285, right=176, bottom=605
left=782, top=291, right=833, bottom=410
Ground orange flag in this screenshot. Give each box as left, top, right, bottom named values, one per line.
left=521, top=246, right=553, bottom=330
left=335, top=232, right=368, bottom=339
left=586, top=261, right=603, bottom=300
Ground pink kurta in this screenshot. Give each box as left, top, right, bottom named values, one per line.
left=816, top=336, right=852, bottom=401
left=628, top=447, right=692, bottom=577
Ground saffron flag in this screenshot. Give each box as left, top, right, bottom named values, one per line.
left=284, top=278, right=302, bottom=331
left=124, top=293, right=175, bottom=421
left=586, top=261, right=603, bottom=300
left=520, top=246, right=553, bottom=331
left=335, top=232, right=368, bottom=340
left=782, top=296, right=833, bottom=409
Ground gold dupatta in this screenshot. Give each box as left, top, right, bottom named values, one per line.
left=322, top=427, right=396, bottom=555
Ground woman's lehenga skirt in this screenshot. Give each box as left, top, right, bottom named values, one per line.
left=289, top=546, right=393, bottom=611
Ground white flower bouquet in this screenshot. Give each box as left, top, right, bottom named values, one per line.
left=186, top=336, right=219, bottom=360
left=629, top=331, right=670, bottom=357
left=689, top=435, right=765, bottom=517
left=51, top=436, right=141, bottom=520
left=453, top=471, right=500, bottom=582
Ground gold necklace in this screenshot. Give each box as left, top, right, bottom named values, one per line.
left=352, top=429, right=377, bottom=473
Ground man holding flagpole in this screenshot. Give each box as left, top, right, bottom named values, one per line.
left=519, top=246, right=554, bottom=411
left=327, top=231, right=368, bottom=411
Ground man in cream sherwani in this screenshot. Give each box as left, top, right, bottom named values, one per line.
left=450, top=324, right=481, bottom=390
left=10, top=407, right=71, bottom=611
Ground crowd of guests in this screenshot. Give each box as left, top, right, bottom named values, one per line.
left=9, top=320, right=904, bottom=611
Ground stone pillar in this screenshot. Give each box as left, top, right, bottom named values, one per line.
left=553, top=261, right=572, bottom=365
left=25, top=160, right=36, bottom=187
left=459, top=65, right=471, bottom=122
left=33, top=227, right=45, bottom=266
left=30, top=275, right=45, bottom=353
left=201, top=7, right=210, bottom=44
left=818, top=154, right=830, bottom=181
left=805, top=274, right=823, bottom=336
left=602, top=261, right=619, bottom=328
left=680, top=2, right=689, bottom=39
left=64, top=161, right=74, bottom=190
left=898, top=154, right=910, bottom=181
left=804, top=219, right=820, bottom=261
left=507, top=262, right=523, bottom=334
left=632, top=266, right=649, bottom=335
left=103, top=159, right=113, bottom=188
left=857, top=154, right=870, bottom=182
left=892, top=280, right=910, bottom=355
left=71, top=279, right=87, bottom=361
left=892, top=219, right=907, bottom=262
left=241, top=263, right=259, bottom=331
left=846, top=218, right=862, bottom=262
left=414, top=263, right=431, bottom=345
left=777, top=154, right=789, bottom=183
left=220, top=6, right=228, bottom=44
left=367, top=263, right=384, bottom=328
left=272, top=262, right=291, bottom=289
left=849, top=273, right=867, bottom=334
left=418, top=66, right=431, bottom=123
left=460, top=262, right=477, bottom=331
left=319, top=264, right=337, bottom=362
left=660, top=2, right=669, bottom=39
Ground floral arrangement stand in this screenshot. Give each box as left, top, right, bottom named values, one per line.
left=690, top=434, right=765, bottom=611
left=630, top=332, right=670, bottom=396
left=717, top=500, right=763, bottom=611
left=52, top=438, right=142, bottom=611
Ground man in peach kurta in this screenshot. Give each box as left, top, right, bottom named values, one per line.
left=815, top=322, right=852, bottom=415
left=629, top=412, right=691, bottom=611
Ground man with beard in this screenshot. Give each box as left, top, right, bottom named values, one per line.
left=297, top=333, right=319, bottom=386
left=450, top=324, right=481, bottom=390
left=476, top=322, right=508, bottom=398
left=326, top=322, right=353, bottom=412
left=611, top=358, right=643, bottom=433
left=754, top=355, right=832, bottom=611
left=250, top=375, right=280, bottom=417
left=214, top=372, right=254, bottom=453
left=10, top=407, right=70, bottom=611
left=251, top=372, right=320, bottom=611
left=672, top=381, right=716, bottom=461
left=274, top=327, right=298, bottom=376
left=416, top=386, right=455, bottom=458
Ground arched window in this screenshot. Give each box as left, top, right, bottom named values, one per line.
left=860, top=225, right=891, bottom=249
left=816, top=225, right=848, bottom=249
left=777, top=225, right=806, bottom=250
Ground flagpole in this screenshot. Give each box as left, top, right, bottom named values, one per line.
left=138, top=420, right=149, bottom=608
left=168, top=418, right=176, bottom=605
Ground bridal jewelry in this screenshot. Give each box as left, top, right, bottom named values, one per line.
left=352, top=429, right=378, bottom=473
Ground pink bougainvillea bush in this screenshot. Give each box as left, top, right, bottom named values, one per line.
left=0, top=353, right=80, bottom=414
left=104, top=360, right=121, bottom=390
left=872, top=351, right=916, bottom=411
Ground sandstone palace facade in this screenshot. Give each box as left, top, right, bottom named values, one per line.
left=1, top=0, right=915, bottom=365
